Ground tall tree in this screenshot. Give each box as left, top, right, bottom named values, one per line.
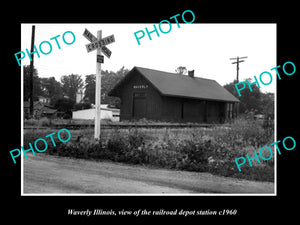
left=101, top=66, right=128, bottom=107
left=60, top=74, right=84, bottom=101
left=84, top=74, right=96, bottom=104
left=40, top=77, right=63, bottom=105
left=54, top=97, right=75, bottom=119
left=260, top=92, right=274, bottom=116
left=175, top=66, right=187, bottom=75
left=223, top=78, right=262, bottom=114
left=84, top=67, right=129, bottom=107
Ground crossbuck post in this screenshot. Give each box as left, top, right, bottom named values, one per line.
left=95, top=30, right=102, bottom=139
left=83, top=28, right=115, bottom=139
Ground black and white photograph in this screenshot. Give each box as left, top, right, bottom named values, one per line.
left=20, top=23, right=276, bottom=195
left=4, top=5, right=297, bottom=224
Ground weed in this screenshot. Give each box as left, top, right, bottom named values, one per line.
left=23, top=117, right=274, bottom=182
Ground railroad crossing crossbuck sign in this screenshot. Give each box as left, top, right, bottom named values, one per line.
left=83, top=28, right=115, bottom=60
left=83, top=28, right=115, bottom=139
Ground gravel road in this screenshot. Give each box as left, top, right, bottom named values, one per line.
left=23, top=154, right=274, bottom=194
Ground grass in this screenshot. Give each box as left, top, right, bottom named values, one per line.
left=24, top=117, right=214, bottom=127
left=23, top=118, right=274, bottom=182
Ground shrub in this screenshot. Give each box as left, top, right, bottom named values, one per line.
left=128, top=128, right=148, bottom=149
left=24, top=118, right=38, bottom=126
left=175, top=139, right=209, bottom=172
left=23, top=117, right=274, bottom=182
left=24, top=129, right=58, bottom=151
left=227, top=118, right=273, bottom=148
left=39, top=117, right=51, bottom=126
left=106, top=133, right=128, bottom=161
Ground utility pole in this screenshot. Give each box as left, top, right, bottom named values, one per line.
left=29, top=25, right=35, bottom=117
left=229, top=56, right=247, bottom=118
left=230, top=56, right=247, bottom=83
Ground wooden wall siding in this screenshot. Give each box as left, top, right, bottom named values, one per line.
left=206, top=101, right=218, bottom=123
left=182, top=99, right=204, bottom=122
left=119, top=71, right=162, bottom=121
left=160, top=97, right=227, bottom=123
left=161, top=96, right=182, bottom=121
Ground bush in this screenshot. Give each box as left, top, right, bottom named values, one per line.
left=175, top=139, right=209, bottom=172
left=40, top=117, right=51, bottom=126
left=228, top=117, right=273, bottom=148
left=203, top=118, right=274, bottom=181
left=106, top=130, right=128, bottom=161
left=24, top=117, right=274, bottom=182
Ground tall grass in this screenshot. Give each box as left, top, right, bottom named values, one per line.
left=24, top=118, right=274, bottom=182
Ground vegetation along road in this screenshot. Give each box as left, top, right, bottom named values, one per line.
left=24, top=154, right=274, bottom=194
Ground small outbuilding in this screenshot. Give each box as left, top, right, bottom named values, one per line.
left=24, top=101, right=57, bottom=119
left=72, top=105, right=120, bottom=122
left=108, top=66, right=239, bottom=123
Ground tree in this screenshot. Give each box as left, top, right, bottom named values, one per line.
left=74, top=102, right=92, bottom=110
left=223, top=78, right=263, bottom=114
left=60, top=74, right=84, bottom=101
left=23, top=65, right=43, bottom=101
left=101, top=66, right=128, bottom=106
left=260, top=92, right=274, bottom=116
left=223, top=79, right=239, bottom=98
left=40, top=77, right=63, bottom=105
left=175, top=66, right=187, bottom=75
left=83, top=66, right=129, bottom=107
left=84, top=74, right=96, bottom=104
left=54, top=97, right=75, bottom=119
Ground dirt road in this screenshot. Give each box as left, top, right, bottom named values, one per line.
left=23, top=154, right=274, bottom=194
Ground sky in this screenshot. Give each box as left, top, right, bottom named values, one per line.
left=20, top=23, right=276, bottom=93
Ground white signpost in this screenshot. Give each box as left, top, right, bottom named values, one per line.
left=83, top=28, right=115, bottom=139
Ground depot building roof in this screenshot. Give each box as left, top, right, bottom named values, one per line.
left=109, top=66, right=239, bottom=103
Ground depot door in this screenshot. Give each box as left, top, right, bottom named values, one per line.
left=132, top=92, right=146, bottom=119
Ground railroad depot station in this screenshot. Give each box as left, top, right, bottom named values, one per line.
left=109, top=67, right=239, bottom=123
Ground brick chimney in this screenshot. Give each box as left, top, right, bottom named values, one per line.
left=188, top=70, right=194, bottom=78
